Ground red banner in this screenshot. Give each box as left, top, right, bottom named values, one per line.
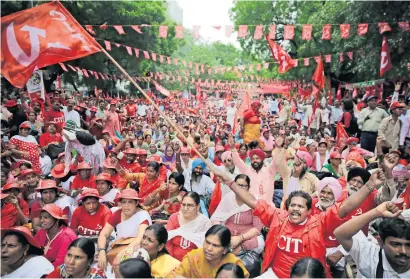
left=1, top=1, right=101, bottom=88
left=265, top=34, right=295, bottom=73
left=322, top=24, right=332, bottom=40
left=269, top=24, right=276, bottom=39
left=284, top=25, right=295, bottom=40
left=340, top=24, right=350, bottom=39
left=302, top=24, right=312, bottom=40
left=380, top=36, right=392, bottom=77
left=238, top=25, right=248, bottom=38
left=357, top=23, right=368, bottom=36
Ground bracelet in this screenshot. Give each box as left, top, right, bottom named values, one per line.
left=239, top=234, right=245, bottom=242
left=366, top=183, right=374, bottom=192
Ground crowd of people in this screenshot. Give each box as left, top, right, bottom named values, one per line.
left=1, top=83, right=410, bottom=278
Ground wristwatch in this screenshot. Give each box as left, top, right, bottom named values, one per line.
left=98, top=248, right=106, bottom=252
left=366, top=183, right=374, bottom=192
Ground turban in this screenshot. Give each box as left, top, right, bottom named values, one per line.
left=296, top=150, right=313, bottom=167
left=346, top=152, right=366, bottom=168
left=347, top=167, right=371, bottom=184
left=192, top=159, right=206, bottom=170
left=249, top=149, right=266, bottom=161
left=221, top=151, right=232, bottom=162
left=318, top=177, right=343, bottom=202
left=392, top=164, right=410, bottom=179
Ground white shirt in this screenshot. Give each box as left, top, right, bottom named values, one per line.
left=226, top=107, right=237, bottom=127
left=269, top=100, right=279, bottom=112
left=183, top=169, right=215, bottom=196
left=62, top=107, right=81, bottom=127
left=330, top=106, right=344, bottom=124
left=137, top=104, right=148, bottom=116
left=39, top=154, right=52, bottom=176
left=349, top=237, right=410, bottom=278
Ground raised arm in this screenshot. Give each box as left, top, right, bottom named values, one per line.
left=335, top=202, right=402, bottom=251
left=228, top=135, right=248, bottom=173
left=338, top=168, right=386, bottom=218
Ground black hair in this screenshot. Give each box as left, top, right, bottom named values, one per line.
left=285, top=190, right=312, bottom=210
left=379, top=218, right=410, bottom=243
left=19, top=162, right=32, bottom=169
left=146, top=161, right=160, bottom=173
left=145, top=224, right=169, bottom=255
left=2, top=231, right=43, bottom=256
left=343, top=99, right=354, bottom=111
left=82, top=196, right=99, bottom=204
left=68, top=238, right=95, bottom=264
left=234, top=174, right=250, bottom=188
left=144, top=134, right=152, bottom=139
left=216, top=263, right=246, bottom=278
left=119, top=258, right=152, bottom=278
left=40, top=188, right=58, bottom=195
left=205, top=225, right=231, bottom=250
left=248, top=140, right=259, bottom=150
left=290, top=257, right=326, bottom=278
left=182, top=191, right=200, bottom=205
left=169, top=172, right=185, bottom=187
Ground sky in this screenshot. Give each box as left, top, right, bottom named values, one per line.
left=176, top=0, right=239, bottom=45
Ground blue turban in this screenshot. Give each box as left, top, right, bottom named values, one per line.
left=192, top=158, right=206, bottom=170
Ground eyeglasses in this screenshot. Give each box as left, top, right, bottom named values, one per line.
left=237, top=183, right=249, bottom=189
left=295, top=154, right=306, bottom=165
left=181, top=203, right=195, bottom=209
left=224, top=159, right=232, bottom=163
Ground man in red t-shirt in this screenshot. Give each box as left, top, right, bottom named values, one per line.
left=121, top=148, right=142, bottom=173
left=70, top=162, right=97, bottom=193
left=70, top=189, right=112, bottom=236
left=125, top=99, right=137, bottom=118
left=39, top=122, right=64, bottom=151
left=45, top=98, right=65, bottom=132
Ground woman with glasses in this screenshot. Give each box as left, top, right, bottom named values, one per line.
left=8, top=122, right=42, bottom=174
left=211, top=175, right=264, bottom=255
left=166, top=192, right=212, bottom=261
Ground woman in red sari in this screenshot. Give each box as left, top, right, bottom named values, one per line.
left=241, top=101, right=262, bottom=144
left=9, top=122, right=42, bottom=174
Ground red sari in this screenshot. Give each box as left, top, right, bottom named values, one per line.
left=9, top=135, right=41, bottom=174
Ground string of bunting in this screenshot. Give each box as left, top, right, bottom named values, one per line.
left=84, top=21, right=410, bottom=41
left=102, top=39, right=363, bottom=76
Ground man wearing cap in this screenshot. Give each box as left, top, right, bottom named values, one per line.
left=1, top=183, right=29, bottom=228
left=103, top=159, right=128, bottom=190
left=176, top=147, right=193, bottom=172
left=70, top=162, right=97, bottom=192
left=3, top=100, right=27, bottom=137
left=229, top=135, right=286, bottom=205
left=378, top=101, right=404, bottom=152
left=260, top=128, right=275, bottom=151
left=358, top=95, right=389, bottom=152
left=18, top=169, right=40, bottom=207
left=39, top=121, right=64, bottom=152
left=121, top=148, right=142, bottom=173
left=70, top=189, right=112, bottom=237
left=45, top=98, right=65, bottom=132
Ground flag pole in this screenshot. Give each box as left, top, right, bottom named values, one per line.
left=99, top=47, right=219, bottom=173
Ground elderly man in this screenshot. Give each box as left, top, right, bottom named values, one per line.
left=378, top=101, right=405, bottom=152
left=183, top=158, right=215, bottom=197
left=229, top=135, right=286, bottom=205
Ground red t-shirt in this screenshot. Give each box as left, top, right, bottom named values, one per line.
left=45, top=110, right=65, bottom=132
left=107, top=209, right=149, bottom=227
left=273, top=221, right=309, bottom=278
left=39, top=132, right=64, bottom=147
left=1, top=198, right=29, bottom=228
left=120, top=158, right=142, bottom=173
left=70, top=204, right=112, bottom=236
left=70, top=174, right=97, bottom=190
left=125, top=104, right=137, bottom=117
left=165, top=213, right=197, bottom=261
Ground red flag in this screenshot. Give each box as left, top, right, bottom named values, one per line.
left=322, top=24, right=331, bottom=40
left=325, top=54, right=332, bottom=63
left=208, top=180, right=222, bottom=216
left=340, top=24, right=350, bottom=39
left=158, top=26, right=168, bottom=38
left=265, top=34, right=295, bottom=73
left=357, top=23, right=368, bottom=36
left=269, top=25, right=276, bottom=39
left=1, top=1, right=101, bottom=88
left=336, top=122, right=349, bottom=150
left=85, top=25, right=95, bottom=35
left=312, top=57, right=325, bottom=89
left=352, top=87, right=358, bottom=98
left=113, top=25, right=125, bottom=35
left=131, top=25, right=143, bottom=34
left=378, top=22, right=391, bottom=34
left=284, top=25, right=295, bottom=40
left=298, top=86, right=311, bottom=98
left=398, top=22, right=410, bottom=32
left=254, top=25, right=263, bottom=40
left=175, top=26, right=184, bottom=38
left=59, top=62, right=68, bottom=72
left=380, top=36, right=392, bottom=77
left=304, top=58, right=310, bottom=66
left=336, top=84, right=342, bottom=101
left=302, top=24, right=312, bottom=40
left=347, top=51, right=353, bottom=60
left=238, top=25, right=248, bottom=38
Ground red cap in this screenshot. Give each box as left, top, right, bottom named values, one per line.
left=137, top=149, right=148, bottom=156
left=34, top=179, right=58, bottom=192
left=215, top=145, right=225, bottom=152
left=19, top=169, right=36, bottom=178
left=77, top=188, right=101, bottom=202
left=123, top=148, right=138, bottom=155
left=102, top=130, right=109, bottom=135
left=114, top=188, right=142, bottom=204
left=89, top=106, right=98, bottom=112
left=51, top=164, right=69, bottom=178
left=78, top=103, right=87, bottom=109
left=149, top=155, right=162, bottom=163
left=77, top=162, right=92, bottom=170
left=330, top=151, right=342, bottom=159
left=103, top=159, right=116, bottom=169
left=391, top=150, right=402, bottom=156
left=390, top=102, right=405, bottom=110
left=95, top=173, right=113, bottom=183
left=4, top=100, right=17, bottom=108
left=2, top=182, right=20, bottom=191
left=180, top=147, right=190, bottom=154
left=19, top=122, right=31, bottom=130
left=1, top=226, right=43, bottom=251
left=0, top=193, right=9, bottom=199
left=33, top=204, right=68, bottom=221
left=347, top=137, right=359, bottom=144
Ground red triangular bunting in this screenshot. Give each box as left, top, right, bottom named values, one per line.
left=134, top=48, right=140, bottom=58
left=85, top=25, right=95, bottom=35
left=113, top=25, right=125, bottom=35
left=322, top=24, right=331, bottom=40
left=269, top=25, right=276, bottom=39
left=347, top=52, right=353, bottom=60
left=378, top=22, right=391, bottom=34
left=398, top=22, right=410, bottom=32
left=175, top=26, right=184, bottom=38
left=125, top=46, right=132, bottom=56
left=143, top=51, right=150, bottom=59
left=131, top=25, right=143, bottom=34
left=284, top=25, right=295, bottom=40
left=238, top=25, right=248, bottom=38
left=357, top=23, right=368, bottom=36
left=159, top=26, right=168, bottom=38
left=104, top=40, right=111, bottom=51
left=340, top=24, right=350, bottom=39
left=325, top=54, right=332, bottom=63
left=254, top=25, right=263, bottom=40
left=59, top=63, right=68, bottom=72
left=151, top=53, right=157, bottom=61
left=302, top=24, right=312, bottom=40
left=304, top=58, right=309, bottom=66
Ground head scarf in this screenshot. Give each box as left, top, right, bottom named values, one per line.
left=249, top=149, right=266, bottom=161
left=162, top=145, right=176, bottom=163
left=192, top=159, right=206, bottom=170
left=221, top=151, right=232, bottom=162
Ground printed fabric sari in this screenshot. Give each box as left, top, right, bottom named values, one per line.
left=9, top=135, right=41, bottom=174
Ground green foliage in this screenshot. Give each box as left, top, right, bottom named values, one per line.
left=230, top=1, right=410, bottom=83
